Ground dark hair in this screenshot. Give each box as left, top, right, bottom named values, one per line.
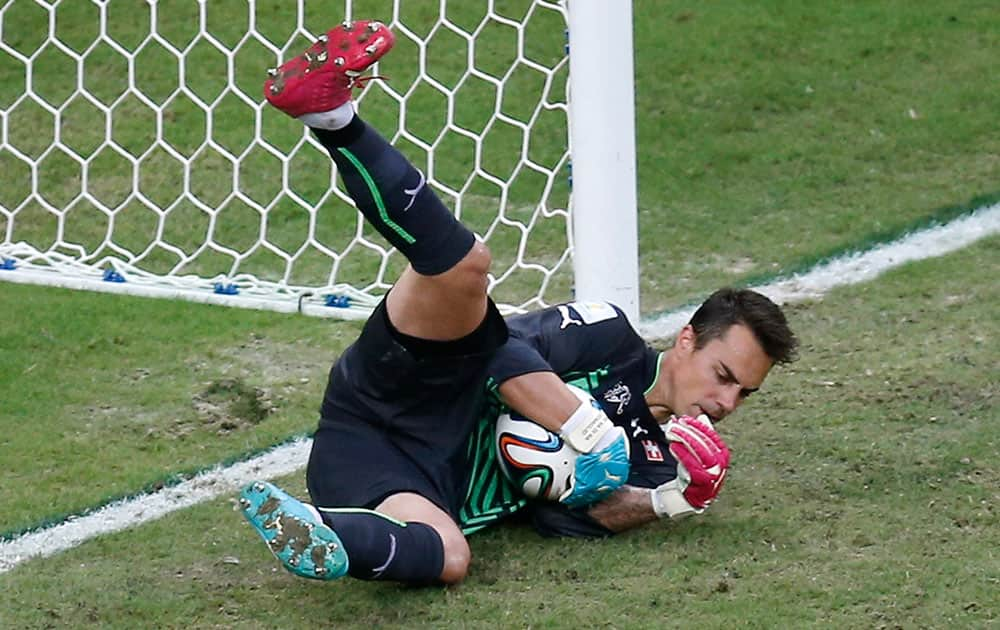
left=688, top=288, right=799, bottom=364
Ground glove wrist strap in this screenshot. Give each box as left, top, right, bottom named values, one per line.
left=560, top=402, right=613, bottom=453
left=650, top=484, right=702, bottom=519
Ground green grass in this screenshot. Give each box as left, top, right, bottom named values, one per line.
left=2, top=0, right=999, bottom=627
left=2, top=238, right=997, bottom=628
left=0, top=284, right=361, bottom=535
left=630, top=1, right=1000, bottom=312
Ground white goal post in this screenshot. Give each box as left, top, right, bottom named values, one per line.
left=0, top=0, right=639, bottom=322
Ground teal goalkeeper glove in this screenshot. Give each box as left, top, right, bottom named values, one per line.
left=558, top=397, right=631, bottom=507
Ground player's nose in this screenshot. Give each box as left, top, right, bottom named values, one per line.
left=717, top=387, right=740, bottom=414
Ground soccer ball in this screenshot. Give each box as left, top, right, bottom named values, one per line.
left=495, top=412, right=575, bottom=501
left=494, top=385, right=591, bottom=501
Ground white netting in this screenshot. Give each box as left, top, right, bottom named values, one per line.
left=0, top=0, right=573, bottom=318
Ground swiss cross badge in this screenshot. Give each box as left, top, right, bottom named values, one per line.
left=641, top=439, right=664, bottom=462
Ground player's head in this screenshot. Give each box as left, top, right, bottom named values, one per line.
left=668, top=288, right=798, bottom=422
left=689, top=288, right=798, bottom=365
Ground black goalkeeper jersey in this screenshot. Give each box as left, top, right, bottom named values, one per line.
left=458, top=301, right=679, bottom=535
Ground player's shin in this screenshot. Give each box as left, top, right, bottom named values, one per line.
left=317, top=508, right=445, bottom=583
left=311, top=119, right=476, bottom=276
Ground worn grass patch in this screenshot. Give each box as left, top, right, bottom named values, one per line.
left=191, top=378, right=276, bottom=435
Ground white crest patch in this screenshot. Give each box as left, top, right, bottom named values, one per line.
left=603, top=382, right=632, bottom=414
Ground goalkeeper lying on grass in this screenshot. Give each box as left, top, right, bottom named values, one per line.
left=238, top=19, right=798, bottom=586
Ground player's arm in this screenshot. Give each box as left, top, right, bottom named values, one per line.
left=497, top=371, right=630, bottom=507
left=585, top=485, right=659, bottom=533
left=497, top=370, right=583, bottom=434
left=489, top=301, right=643, bottom=438
left=588, top=416, right=731, bottom=532
left=488, top=304, right=649, bottom=508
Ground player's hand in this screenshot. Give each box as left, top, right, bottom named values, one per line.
left=559, top=426, right=630, bottom=507
left=651, top=415, right=730, bottom=518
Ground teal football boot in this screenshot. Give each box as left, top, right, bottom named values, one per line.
left=239, top=481, right=349, bottom=580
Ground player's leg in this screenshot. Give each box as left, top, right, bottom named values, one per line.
left=265, top=20, right=490, bottom=340
left=288, top=419, right=470, bottom=585
left=314, top=492, right=470, bottom=585
left=304, top=422, right=466, bottom=584
left=310, top=116, right=491, bottom=341
left=371, top=492, right=471, bottom=583
left=240, top=478, right=465, bottom=584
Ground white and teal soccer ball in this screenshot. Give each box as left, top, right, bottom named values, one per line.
left=495, top=385, right=591, bottom=501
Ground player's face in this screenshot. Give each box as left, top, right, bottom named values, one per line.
left=672, top=323, right=773, bottom=422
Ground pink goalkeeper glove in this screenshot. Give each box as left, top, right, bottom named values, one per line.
left=651, top=415, right=730, bottom=518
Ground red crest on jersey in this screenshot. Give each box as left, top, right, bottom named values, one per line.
left=642, top=439, right=664, bottom=462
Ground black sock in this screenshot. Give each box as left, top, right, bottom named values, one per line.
left=312, top=118, right=475, bottom=276
left=318, top=508, right=445, bottom=583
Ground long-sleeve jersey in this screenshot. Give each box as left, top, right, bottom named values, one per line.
left=458, top=301, right=679, bottom=537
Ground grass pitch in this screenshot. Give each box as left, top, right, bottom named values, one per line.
left=2, top=1, right=999, bottom=627
left=2, top=237, right=997, bottom=628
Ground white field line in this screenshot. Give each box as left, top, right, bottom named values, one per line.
left=638, top=202, right=1000, bottom=338
left=0, top=439, right=312, bottom=573
left=2, top=202, right=999, bottom=574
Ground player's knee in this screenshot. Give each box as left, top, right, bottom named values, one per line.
left=438, top=532, right=471, bottom=584
left=469, top=239, right=492, bottom=272
left=452, top=240, right=492, bottom=293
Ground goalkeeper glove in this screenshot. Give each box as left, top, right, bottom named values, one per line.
left=651, top=415, right=730, bottom=518
left=558, top=398, right=631, bottom=507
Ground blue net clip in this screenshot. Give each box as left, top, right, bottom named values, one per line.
left=324, top=294, right=351, bottom=308
left=213, top=283, right=239, bottom=295
left=0, top=258, right=16, bottom=270
left=103, top=268, right=125, bottom=283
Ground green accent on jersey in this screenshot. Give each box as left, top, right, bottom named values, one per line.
left=336, top=147, right=417, bottom=244
left=644, top=351, right=664, bottom=395
left=459, top=387, right=526, bottom=535
left=560, top=366, right=611, bottom=396
left=457, top=368, right=613, bottom=535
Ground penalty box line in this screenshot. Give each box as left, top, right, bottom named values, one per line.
left=2, top=202, right=999, bottom=574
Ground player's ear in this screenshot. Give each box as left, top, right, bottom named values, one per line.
left=675, top=325, right=697, bottom=354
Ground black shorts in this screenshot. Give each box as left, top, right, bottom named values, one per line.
left=307, top=297, right=508, bottom=518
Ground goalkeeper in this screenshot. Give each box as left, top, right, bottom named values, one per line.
left=482, top=291, right=796, bottom=539
left=239, top=19, right=797, bottom=586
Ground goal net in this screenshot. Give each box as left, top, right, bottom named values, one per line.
left=0, top=0, right=637, bottom=320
